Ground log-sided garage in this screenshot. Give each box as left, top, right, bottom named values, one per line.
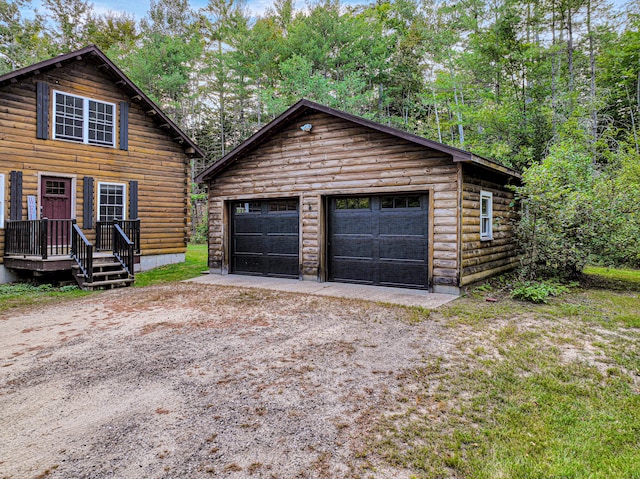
left=196, top=99, right=521, bottom=294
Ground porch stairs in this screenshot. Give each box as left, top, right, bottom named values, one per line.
left=72, top=253, right=134, bottom=290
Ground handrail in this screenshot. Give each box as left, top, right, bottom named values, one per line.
left=113, top=223, right=135, bottom=277
left=97, top=219, right=140, bottom=253
left=71, top=222, right=93, bottom=283
left=5, top=218, right=74, bottom=259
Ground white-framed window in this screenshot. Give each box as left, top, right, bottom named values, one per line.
left=98, top=182, right=126, bottom=221
left=0, top=173, right=4, bottom=228
left=53, top=91, right=116, bottom=147
left=480, top=190, right=493, bottom=240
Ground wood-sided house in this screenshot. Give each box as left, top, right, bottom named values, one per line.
left=196, top=99, right=520, bottom=294
left=0, top=45, right=204, bottom=288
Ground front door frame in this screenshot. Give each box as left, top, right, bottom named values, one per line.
left=37, top=172, right=77, bottom=220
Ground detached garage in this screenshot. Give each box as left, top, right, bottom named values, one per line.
left=196, top=100, right=521, bottom=294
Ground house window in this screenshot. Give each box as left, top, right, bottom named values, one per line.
left=480, top=191, right=493, bottom=240
left=54, top=91, right=116, bottom=147
left=0, top=174, right=4, bottom=228
left=98, top=183, right=126, bottom=221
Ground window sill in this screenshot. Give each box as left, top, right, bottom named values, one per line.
left=480, top=235, right=493, bottom=242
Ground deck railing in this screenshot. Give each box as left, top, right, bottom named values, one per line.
left=5, top=219, right=75, bottom=259
left=96, top=219, right=140, bottom=253
left=71, top=223, right=93, bottom=282
left=113, top=223, right=135, bottom=276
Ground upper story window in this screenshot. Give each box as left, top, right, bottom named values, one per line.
left=53, top=91, right=116, bottom=147
left=480, top=190, right=493, bottom=240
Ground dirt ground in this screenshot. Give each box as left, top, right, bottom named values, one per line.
left=0, top=282, right=455, bottom=479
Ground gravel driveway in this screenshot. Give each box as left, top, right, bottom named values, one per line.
left=0, top=282, right=453, bottom=478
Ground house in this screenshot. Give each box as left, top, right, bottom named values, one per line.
left=0, top=45, right=204, bottom=288
left=196, top=99, right=520, bottom=294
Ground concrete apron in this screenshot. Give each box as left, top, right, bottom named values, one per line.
left=186, top=274, right=458, bottom=309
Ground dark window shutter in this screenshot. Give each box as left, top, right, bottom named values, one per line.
left=9, top=171, right=23, bottom=220
left=129, top=180, right=138, bottom=219
left=36, top=82, right=49, bottom=140
left=119, top=101, right=129, bottom=150
left=83, top=177, right=94, bottom=229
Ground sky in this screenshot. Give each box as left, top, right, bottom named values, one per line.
left=31, top=0, right=631, bottom=22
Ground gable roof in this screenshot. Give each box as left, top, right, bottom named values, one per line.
left=0, top=45, right=204, bottom=158
left=196, top=99, right=520, bottom=183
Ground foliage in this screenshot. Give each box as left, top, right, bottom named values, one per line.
left=510, top=280, right=571, bottom=303
left=515, top=141, right=640, bottom=278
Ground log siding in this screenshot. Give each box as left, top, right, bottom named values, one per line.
left=460, top=164, right=519, bottom=286
left=1, top=57, right=192, bottom=263
left=207, top=111, right=461, bottom=287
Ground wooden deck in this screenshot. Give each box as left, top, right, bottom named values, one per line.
left=3, top=252, right=139, bottom=273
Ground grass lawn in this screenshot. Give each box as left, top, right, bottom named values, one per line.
left=364, top=269, right=640, bottom=478
left=134, top=243, right=208, bottom=287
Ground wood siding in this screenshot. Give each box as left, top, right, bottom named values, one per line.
left=460, top=164, right=519, bottom=286
left=207, top=111, right=461, bottom=287
left=0, top=58, right=191, bottom=261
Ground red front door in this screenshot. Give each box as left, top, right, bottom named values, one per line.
left=41, top=176, right=72, bottom=247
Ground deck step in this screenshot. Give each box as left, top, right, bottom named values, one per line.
left=72, top=253, right=135, bottom=290
left=82, top=277, right=135, bottom=290
left=76, top=269, right=127, bottom=279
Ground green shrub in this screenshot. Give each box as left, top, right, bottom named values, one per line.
left=510, top=280, right=571, bottom=303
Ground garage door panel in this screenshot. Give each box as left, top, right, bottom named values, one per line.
left=329, top=259, right=376, bottom=284
left=330, top=215, right=374, bottom=235
left=232, top=255, right=264, bottom=275
left=234, top=235, right=263, bottom=255
left=379, top=261, right=428, bottom=287
left=266, top=234, right=299, bottom=255
left=266, top=215, right=298, bottom=234
left=379, top=213, right=426, bottom=236
left=379, top=238, right=427, bottom=261
left=267, top=255, right=299, bottom=277
left=328, top=195, right=428, bottom=289
left=231, top=200, right=299, bottom=279
left=330, top=236, right=374, bottom=259
left=233, top=216, right=262, bottom=234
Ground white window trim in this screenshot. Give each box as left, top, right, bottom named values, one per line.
left=97, top=182, right=127, bottom=222
left=480, top=190, right=493, bottom=241
left=0, top=173, right=5, bottom=228
left=52, top=90, right=117, bottom=147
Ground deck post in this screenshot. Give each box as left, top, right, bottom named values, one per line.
left=40, top=218, right=48, bottom=260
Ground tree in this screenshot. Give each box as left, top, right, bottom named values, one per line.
left=42, top=0, right=94, bottom=52
left=0, top=0, right=47, bottom=72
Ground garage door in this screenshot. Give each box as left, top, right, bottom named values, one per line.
left=231, top=199, right=299, bottom=278
left=328, top=194, right=428, bottom=289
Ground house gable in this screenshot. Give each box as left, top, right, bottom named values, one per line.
left=0, top=47, right=203, bottom=281
left=205, top=109, right=463, bottom=288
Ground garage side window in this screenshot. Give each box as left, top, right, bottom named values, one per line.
left=480, top=191, right=493, bottom=240
left=98, top=182, right=126, bottom=221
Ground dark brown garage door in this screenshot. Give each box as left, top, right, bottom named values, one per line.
left=328, top=194, right=428, bottom=289
left=231, top=199, right=299, bottom=278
